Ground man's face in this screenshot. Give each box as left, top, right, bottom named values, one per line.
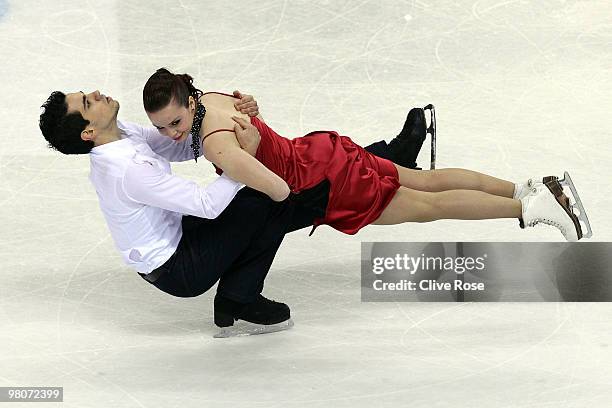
left=65, top=90, right=120, bottom=139
left=146, top=96, right=195, bottom=142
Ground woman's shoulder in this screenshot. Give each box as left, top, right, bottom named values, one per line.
left=200, top=91, right=237, bottom=112
left=200, top=92, right=250, bottom=137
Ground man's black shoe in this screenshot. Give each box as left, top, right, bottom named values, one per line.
left=214, top=293, right=291, bottom=328
left=388, top=107, right=427, bottom=169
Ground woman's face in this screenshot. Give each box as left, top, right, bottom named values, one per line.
left=147, top=96, right=195, bottom=142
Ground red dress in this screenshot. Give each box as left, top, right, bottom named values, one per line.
left=251, top=117, right=400, bottom=234
left=203, top=93, right=400, bottom=235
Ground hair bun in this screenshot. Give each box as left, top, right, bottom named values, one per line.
left=177, top=73, right=193, bottom=85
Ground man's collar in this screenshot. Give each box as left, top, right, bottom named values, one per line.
left=91, top=121, right=134, bottom=155
left=89, top=134, right=132, bottom=156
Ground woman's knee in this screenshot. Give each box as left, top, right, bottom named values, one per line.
left=413, top=190, right=440, bottom=222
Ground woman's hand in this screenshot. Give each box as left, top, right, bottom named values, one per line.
left=232, top=116, right=260, bottom=156
left=233, top=90, right=259, bottom=117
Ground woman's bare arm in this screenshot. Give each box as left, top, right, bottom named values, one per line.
left=202, top=131, right=289, bottom=202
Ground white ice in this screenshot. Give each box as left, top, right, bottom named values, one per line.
left=1, top=0, right=612, bottom=407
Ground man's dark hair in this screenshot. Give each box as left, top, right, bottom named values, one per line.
left=39, top=91, right=94, bottom=154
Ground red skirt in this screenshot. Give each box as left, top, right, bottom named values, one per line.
left=251, top=116, right=400, bottom=235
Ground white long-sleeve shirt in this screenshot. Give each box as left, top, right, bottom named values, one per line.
left=88, top=120, right=244, bottom=274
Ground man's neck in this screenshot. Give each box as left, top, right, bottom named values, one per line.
left=93, top=120, right=122, bottom=147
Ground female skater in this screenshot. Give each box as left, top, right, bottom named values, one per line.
left=142, top=68, right=589, bottom=241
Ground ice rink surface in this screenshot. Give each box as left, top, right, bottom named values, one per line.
left=1, top=0, right=612, bottom=406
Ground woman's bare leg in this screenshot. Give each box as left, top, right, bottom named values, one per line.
left=394, top=165, right=515, bottom=198
left=372, top=186, right=522, bottom=225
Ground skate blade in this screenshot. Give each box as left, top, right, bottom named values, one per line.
left=213, top=319, right=294, bottom=338
left=543, top=179, right=581, bottom=241
left=559, top=171, right=593, bottom=239
left=423, top=104, right=436, bottom=170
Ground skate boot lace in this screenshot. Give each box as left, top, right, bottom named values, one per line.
left=527, top=218, right=566, bottom=235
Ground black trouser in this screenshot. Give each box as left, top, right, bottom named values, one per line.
left=143, top=141, right=393, bottom=301
left=143, top=188, right=293, bottom=302
left=361, top=140, right=392, bottom=161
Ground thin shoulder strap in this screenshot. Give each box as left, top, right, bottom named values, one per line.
left=202, top=128, right=235, bottom=142
left=202, top=91, right=237, bottom=98
left=200, top=91, right=240, bottom=140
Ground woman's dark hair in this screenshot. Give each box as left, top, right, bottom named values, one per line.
left=39, top=91, right=94, bottom=155
left=143, top=67, right=203, bottom=113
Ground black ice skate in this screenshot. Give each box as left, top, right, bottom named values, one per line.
left=213, top=293, right=294, bottom=338
left=388, top=104, right=436, bottom=170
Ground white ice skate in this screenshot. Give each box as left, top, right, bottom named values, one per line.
left=514, top=176, right=560, bottom=200
left=514, top=177, right=543, bottom=200
left=519, top=172, right=591, bottom=241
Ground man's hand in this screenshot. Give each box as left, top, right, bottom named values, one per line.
left=232, top=116, right=261, bottom=156
left=233, top=90, right=259, bottom=117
